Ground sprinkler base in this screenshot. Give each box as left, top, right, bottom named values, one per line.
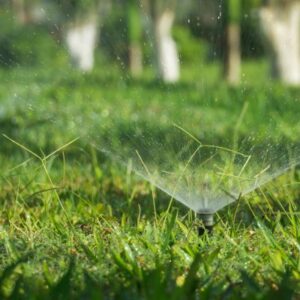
left=198, top=213, right=214, bottom=236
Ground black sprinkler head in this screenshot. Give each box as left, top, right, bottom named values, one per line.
left=198, top=212, right=214, bottom=236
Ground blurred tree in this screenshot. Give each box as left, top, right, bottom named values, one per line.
left=65, top=15, right=98, bottom=72
left=259, top=0, right=300, bottom=85
left=223, top=0, right=241, bottom=85
left=148, top=0, right=180, bottom=83
left=52, top=0, right=108, bottom=72
left=10, top=0, right=41, bottom=24
left=127, top=0, right=143, bottom=77
left=11, top=0, right=33, bottom=24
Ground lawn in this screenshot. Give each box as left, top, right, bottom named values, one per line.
left=0, top=60, right=300, bottom=299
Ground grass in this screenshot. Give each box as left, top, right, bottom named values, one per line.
left=0, top=59, right=300, bottom=299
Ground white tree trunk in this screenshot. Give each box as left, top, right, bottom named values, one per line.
left=65, top=19, right=98, bottom=72
left=259, top=2, right=300, bottom=85
left=154, top=10, right=180, bottom=83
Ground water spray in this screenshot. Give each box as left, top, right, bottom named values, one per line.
left=198, top=210, right=214, bottom=236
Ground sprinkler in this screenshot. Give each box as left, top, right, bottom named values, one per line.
left=198, top=211, right=214, bottom=236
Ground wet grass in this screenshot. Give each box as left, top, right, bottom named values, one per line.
left=0, top=61, right=300, bottom=299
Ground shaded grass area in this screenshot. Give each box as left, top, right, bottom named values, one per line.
left=0, top=61, right=300, bottom=299
left=1, top=61, right=299, bottom=155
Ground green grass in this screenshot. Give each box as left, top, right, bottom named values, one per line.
left=0, top=60, right=300, bottom=299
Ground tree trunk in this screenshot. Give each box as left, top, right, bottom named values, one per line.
left=223, top=0, right=241, bottom=85
left=224, top=24, right=241, bottom=85
left=153, top=9, right=180, bottom=83
left=259, top=2, right=300, bottom=85
left=11, top=0, right=30, bottom=24
left=146, top=0, right=180, bottom=83
left=129, top=42, right=143, bottom=77
left=65, top=18, right=98, bottom=72
left=127, top=0, right=143, bottom=77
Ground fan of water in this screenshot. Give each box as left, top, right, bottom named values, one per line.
left=86, top=102, right=299, bottom=215
left=3, top=65, right=299, bottom=218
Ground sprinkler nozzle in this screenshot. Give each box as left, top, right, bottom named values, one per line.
left=198, top=212, right=214, bottom=236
